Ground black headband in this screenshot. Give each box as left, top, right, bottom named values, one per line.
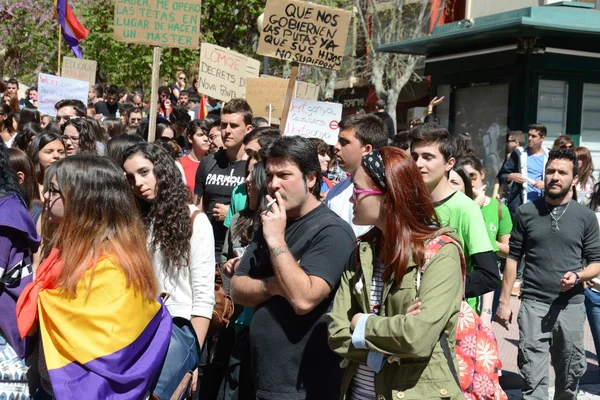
left=362, top=150, right=387, bottom=192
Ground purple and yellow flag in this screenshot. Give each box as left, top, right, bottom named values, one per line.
left=17, top=249, right=172, bottom=399
left=55, top=0, right=89, bottom=58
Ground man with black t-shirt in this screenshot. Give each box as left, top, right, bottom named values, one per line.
left=231, top=136, right=356, bottom=400
left=194, top=98, right=253, bottom=259
left=94, top=85, right=120, bottom=118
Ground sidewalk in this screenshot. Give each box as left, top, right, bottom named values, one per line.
left=492, top=296, right=600, bottom=398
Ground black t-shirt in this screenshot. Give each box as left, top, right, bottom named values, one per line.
left=194, top=149, right=245, bottom=257
left=235, top=204, right=356, bottom=399
left=94, top=101, right=119, bottom=118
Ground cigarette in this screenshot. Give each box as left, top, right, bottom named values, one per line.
left=266, top=198, right=277, bottom=209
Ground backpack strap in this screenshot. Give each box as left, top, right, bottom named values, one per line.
left=416, top=235, right=466, bottom=295
left=440, top=332, right=461, bottom=388
left=497, top=199, right=502, bottom=222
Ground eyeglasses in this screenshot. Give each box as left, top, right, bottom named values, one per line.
left=61, top=135, right=80, bottom=142
left=178, top=76, right=186, bottom=80
left=352, top=188, right=384, bottom=202
left=57, top=115, right=76, bottom=122
left=46, top=188, right=62, bottom=198
left=130, top=118, right=142, bottom=122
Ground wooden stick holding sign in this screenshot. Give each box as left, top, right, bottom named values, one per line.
left=147, top=46, right=162, bottom=143
left=279, top=62, right=299, bottom=134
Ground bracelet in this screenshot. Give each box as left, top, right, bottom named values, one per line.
left=262, top=279, right=271, bottom=302
left=482, top=308, right=493, bottom=315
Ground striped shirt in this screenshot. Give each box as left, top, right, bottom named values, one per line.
left=349, top=261, right=385, bottom=400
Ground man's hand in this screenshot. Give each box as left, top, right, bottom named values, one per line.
left=473, top=185, right=487, bottom=207
left=428, top=96, right=445, bottom=111
left=261, top=192, right=287, bottom=245
left=508, top=173, right=527, bottom=184
left=212, top=203, right=229, bottom=222
left=223, top=257, right=241, bottom=278
left=561, top=271, right=579, bottom=292
left=533, top=180, right=544, bottom=190
left=494, top=302, right=513, bottom=330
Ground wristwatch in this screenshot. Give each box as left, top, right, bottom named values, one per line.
left=575, top=272, right=581, bottom=285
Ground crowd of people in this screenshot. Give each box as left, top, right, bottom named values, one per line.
left=1, top=73, right=600, bottom=400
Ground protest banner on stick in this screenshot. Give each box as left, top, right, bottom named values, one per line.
left=199, top=43, right=248, bottom=102
left=147, top=46, right=162, bottom=143
left=257, top=0, right=351, bottom=71
left=37, top=73, right=88, bottom=117
left=246, top=77, right=288, bottom=119
left=279, top=62, right=299, bottom=134
left=113, top=0, right=201, bottom=49
left=61, top=57, right=97, bottom=86
left=283, top=98, right=342, bottom=145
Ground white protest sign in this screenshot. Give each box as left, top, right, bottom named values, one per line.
left=37, top=73, right=89, bottom=117
left=61, top=57, right=97, bottom=86
left=283, top=99, right=342, bottom=145
left=199, top=43, right=248, bottom=102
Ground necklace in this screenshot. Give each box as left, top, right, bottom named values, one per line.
left=545, top=200, right=570, bottom=232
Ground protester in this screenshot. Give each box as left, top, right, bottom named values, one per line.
left=390, top=131, right=410, bottom=151
left=172, top=71, right=187, bottom=102
left=170, top=105, right=192, bottom=150
left=496, top=148, right=600, bottom=399
left=16, top=156, right=172, bottom=398
left=17, top=107, right=41, bottom=131
left=5, top=78, right=18, bottom=96
left=410, top=124, right=499, bottom=309
left=0, top=141, right=40, bottom=399
left=310, top=137, right=335, bottom=197
left=448, top=164, right=474, bottom=200
left=373, top=99, right=395, bottom=139
left=60, top=118, right=99, bottom=156
left=8, top=147, right=42, bottom=222
left=55, top=99, right=86, bottom=125
left=207, top=117, right=224, bottom=154
left=493, top=130, right=526, bottom=200
left=127, top=107, right=144, bottom=127
left=28, top=132, right=66, bottom=200
left=328, top=147, right=463, bottom=399
left=552, top=134, right=574, bottom=150
left=178, top=90, right=190, bottom=107
left=497, top=124, right=549, bottom=215
left=0, top=103, right=17, bottom=147
left=122, top=143, right=215, bottom=350
left=231, top=136, right=356, bottom=399
left=575, top=146, right=594, bottom=205
left=179, top=119, right=210, bottom=193
left=158, top=86, right=172, bottom=119
left=586, top=183, right=600, bottom=380
left=4, top=92, right=20, bottom=114
left=325, top=113, right=389, bottom=237
left=195, top=98, right=252, bottom=259
left=94, top=85, right=120, bottom=117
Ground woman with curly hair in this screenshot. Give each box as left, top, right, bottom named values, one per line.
left=122, top=142, right=215, bottom=348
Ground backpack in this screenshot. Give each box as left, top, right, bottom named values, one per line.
left=418, top=235, right=507, bottom=400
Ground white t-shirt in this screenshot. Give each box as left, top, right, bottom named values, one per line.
left=151, top=204, right=215, bottom=319
left=324, top=178, right=372, bottom=237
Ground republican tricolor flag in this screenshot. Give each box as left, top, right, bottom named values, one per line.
left=55, top=0, right=89, bottom=58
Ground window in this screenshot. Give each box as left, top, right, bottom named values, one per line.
left=537, top=79, right=568, bottom=148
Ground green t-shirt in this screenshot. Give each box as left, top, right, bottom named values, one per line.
left=480, top=198, right=512, bottom=253
left=223, top=184, right=248, bottom=228
left=435, top=191, right=495, bottom=311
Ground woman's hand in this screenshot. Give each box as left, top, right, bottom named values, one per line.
left=406, top=297, right=422, bottom=316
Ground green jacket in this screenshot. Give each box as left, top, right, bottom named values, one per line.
left=327, top=229, right=464, bottom=400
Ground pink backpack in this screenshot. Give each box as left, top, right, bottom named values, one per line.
left=419, top=235, right=507, bottom=400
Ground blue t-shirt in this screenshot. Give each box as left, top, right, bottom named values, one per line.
left=526, top=152, right=544, bottom=202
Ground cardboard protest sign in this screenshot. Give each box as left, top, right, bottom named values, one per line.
left=246, top=77, right=289, bottom=119
left=198, top=43, right=248, bottom=102
left=295, top=81, right=319, bottom=100
left=284, top=99, right=342, bottom=145
left=239, top=58, right=261, bottom=99
left=37, top=73, right=88, bottom=116
left=114, top=0, right=201, bottom=49
left=61, top=57, right=97, bottom=86
left=257, top=0, right=351, bottom=70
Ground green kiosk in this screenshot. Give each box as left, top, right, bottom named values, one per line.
left=379, top=1, right=600, bottom=187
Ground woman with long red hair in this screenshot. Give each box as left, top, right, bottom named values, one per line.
left=328, top=147, right=463, bottom=399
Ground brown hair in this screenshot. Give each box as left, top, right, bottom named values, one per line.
left=8, top=148, right=41, bottom=209
left=42, top=156, right=158, bottom=299
left=576, top=146, right=594, bottom=186
left=552, top=134, right=574, bottom=150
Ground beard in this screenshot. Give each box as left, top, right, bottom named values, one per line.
left=545, top=183, right=571, bottom=199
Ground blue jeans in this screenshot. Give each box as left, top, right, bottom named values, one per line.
left=585, top=288, right=600, bottom=379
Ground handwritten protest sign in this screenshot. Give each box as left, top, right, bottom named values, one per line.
left=284, top=99, right=342, bottom=145
left=37, top=73, right=88, bottom=116
left=239, top=58, right=261, bottom=99
left=246, top=77, right=289, bottom=119
left=114, top=0, right=201, bottom=49
left=61, top=57, right=97, bottom=86
left=199, top=43, right=248, bottom=102
left=257, top=0, right=351, bottom=70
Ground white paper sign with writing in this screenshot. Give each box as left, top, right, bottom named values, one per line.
left=37, top=73, right=89, bottom=117
left=199, top=43, right=248, bottom=102
left=283, top=99, right=342, bottom=145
